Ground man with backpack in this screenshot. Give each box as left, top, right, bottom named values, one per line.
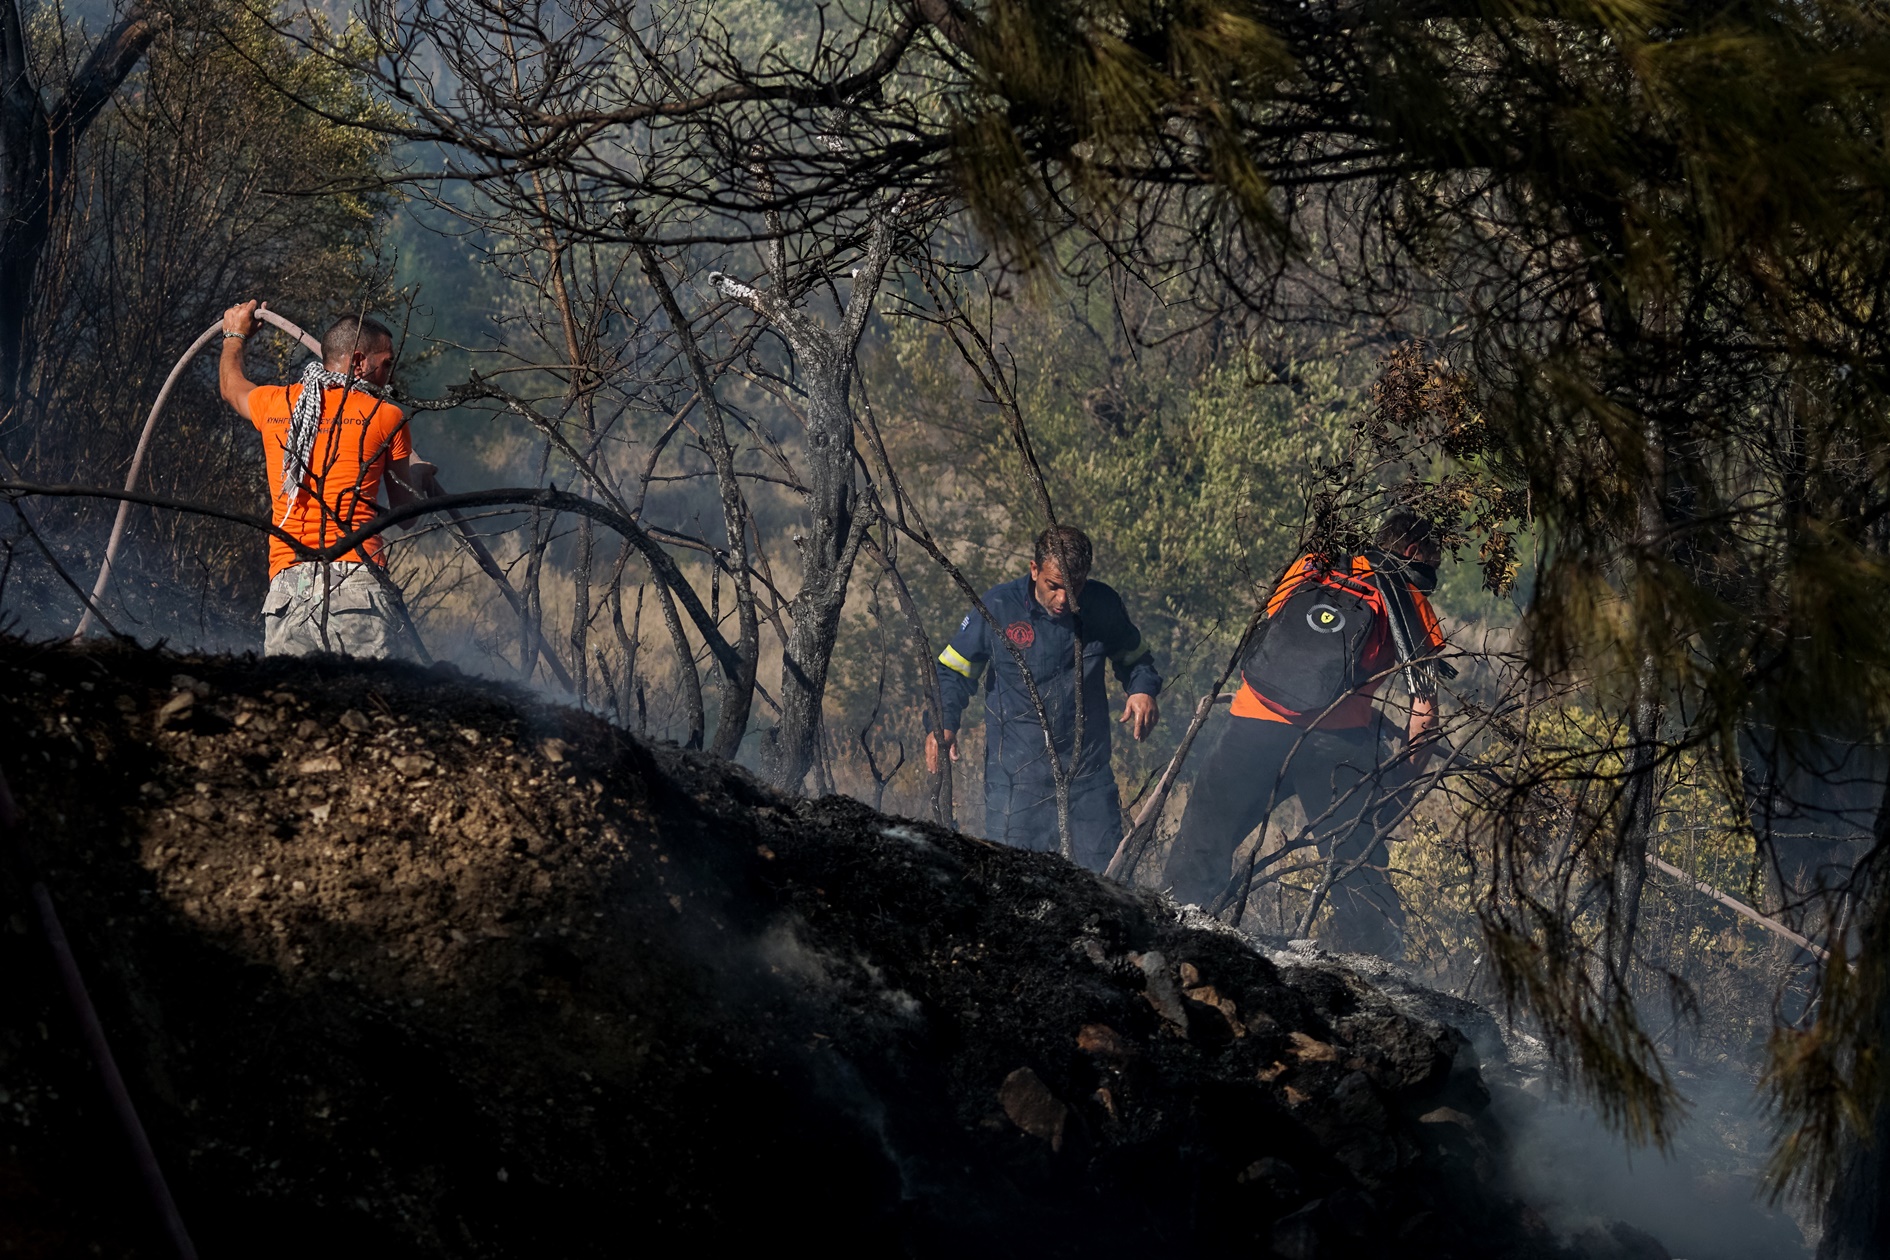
left=925, top=525, right=1162, bottom=872
left=1159, top=510, right=1450, bottom=955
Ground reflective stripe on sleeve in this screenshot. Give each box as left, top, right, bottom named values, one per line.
left=1109, top=632, right=1152, bottom=668
left=939, top=645, right=982, bottom=678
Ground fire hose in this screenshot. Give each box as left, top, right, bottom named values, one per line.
left=71, top=307, right=575, bottom=691
left=0, top=765, right=199, bottom=1259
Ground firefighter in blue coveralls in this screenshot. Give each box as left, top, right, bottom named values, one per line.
left=923, top=525, right=1162, bottom=871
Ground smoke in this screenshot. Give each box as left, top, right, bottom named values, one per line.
left=1271, top=942, right=1814, bottom=1260
left=1496, top=1069, right=1812, bottom=1260
left=0, top=515, right=256, bottom=652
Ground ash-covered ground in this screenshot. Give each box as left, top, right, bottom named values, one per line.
left=0, top=640, right=1712, bottom=1258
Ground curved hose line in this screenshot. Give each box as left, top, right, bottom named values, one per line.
left=0, top=769, right=199, bottom=1260
left=67, top=310, right=576, bottom=692
left=73, top=309, right=320, bottom=639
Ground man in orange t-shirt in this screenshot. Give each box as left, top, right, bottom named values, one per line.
left=219, top=300, right=435, bottom=658
left=1161, top=510, right=1450, bottom=956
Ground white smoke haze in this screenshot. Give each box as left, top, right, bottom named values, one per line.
left=1498, top=1072, right=1811, bottom=1260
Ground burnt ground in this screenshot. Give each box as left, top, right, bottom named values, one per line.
left=0, top=640, right=1664, bottom=1259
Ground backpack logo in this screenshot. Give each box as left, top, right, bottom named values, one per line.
left=1005, top=621, right=1035, bottom=648
left=1241, top=576, right=1377, bottom=713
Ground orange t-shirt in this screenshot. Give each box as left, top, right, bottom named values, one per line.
left=248, top=383, right=411, bottom=578
left=1231, top=553, right=1446, bottom=728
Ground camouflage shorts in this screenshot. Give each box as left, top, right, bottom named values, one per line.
left=261, top=562, right=407, bottom=660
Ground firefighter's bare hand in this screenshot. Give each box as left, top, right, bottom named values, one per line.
left=1119, top=693, right=1159, bottom=741
left=222, top=300, right=264, bottom=339
left=1405, top=697, right=1440, bottom=764
left=925, top=729, right=959, bottom=774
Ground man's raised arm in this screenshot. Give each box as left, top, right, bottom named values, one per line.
left=218, top=300, right=265, bottom=422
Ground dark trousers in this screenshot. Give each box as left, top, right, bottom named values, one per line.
left=1161, top=715, right=1406, bottom=955
left=985, top=764, right=1123, bottom=874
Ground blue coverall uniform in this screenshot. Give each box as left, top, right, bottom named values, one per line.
left=935, top=576, right=1162, bottom=871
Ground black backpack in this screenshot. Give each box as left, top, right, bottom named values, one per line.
left=1241, top=566, right=1378, bottom=714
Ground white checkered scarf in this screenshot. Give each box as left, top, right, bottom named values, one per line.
left=278, top=360, right=387, bottom=525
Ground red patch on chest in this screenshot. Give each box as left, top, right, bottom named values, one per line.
left=1005, top=621, right=1036, bottom=649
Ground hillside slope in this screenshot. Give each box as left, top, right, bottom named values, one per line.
left=1, top=642, right=1634, bottom=1259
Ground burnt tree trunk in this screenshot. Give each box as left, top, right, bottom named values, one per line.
left=1817, top=782, right=1890, bottom=1260
left=0, top=0, right=161, bottom=411
left=1814, top=933, right=1890, bottom=1254
left=712, top=209, right=898, bottom=792
left=636, top=243, right=760, bottom=762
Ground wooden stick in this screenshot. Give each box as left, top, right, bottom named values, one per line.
left=1647, top=852, right=1829, bottom=963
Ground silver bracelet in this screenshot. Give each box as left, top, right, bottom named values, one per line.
left=221, top=331, right=248, bottom=341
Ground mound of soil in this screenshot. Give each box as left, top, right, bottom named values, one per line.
left=0, top=641, right=1629, bottom=1259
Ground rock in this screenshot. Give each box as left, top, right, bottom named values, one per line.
left=1076, top=1023, right=1132, bottom=1060
left=155, top=692, right=194, bottom=727
left=392, top=755, right=435, bottom=777
left=543, top=738, right=569, bottom=763
left=997, top=1067, right=1068, bottom=1152
left=1288, top=1031, right=1339, bottom=1063
left=1238, top=1155, right=1303, bottom=1203
left=1244, top=1009, right=1280, bottom=1036
left=296, top=756, right=342, bottom=775
left=1181, top=977, right=1245, bottom=1037
left=1333, top=1070, right=1391, bottom=1127
left=1130, top=950, right=1188, bottom=1031
left=1272, top=1201, right=1323, bottom=1260
left=1315, top=1072, right=1400, bottom=1183
left=339, top=710, right=372, bottom=733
